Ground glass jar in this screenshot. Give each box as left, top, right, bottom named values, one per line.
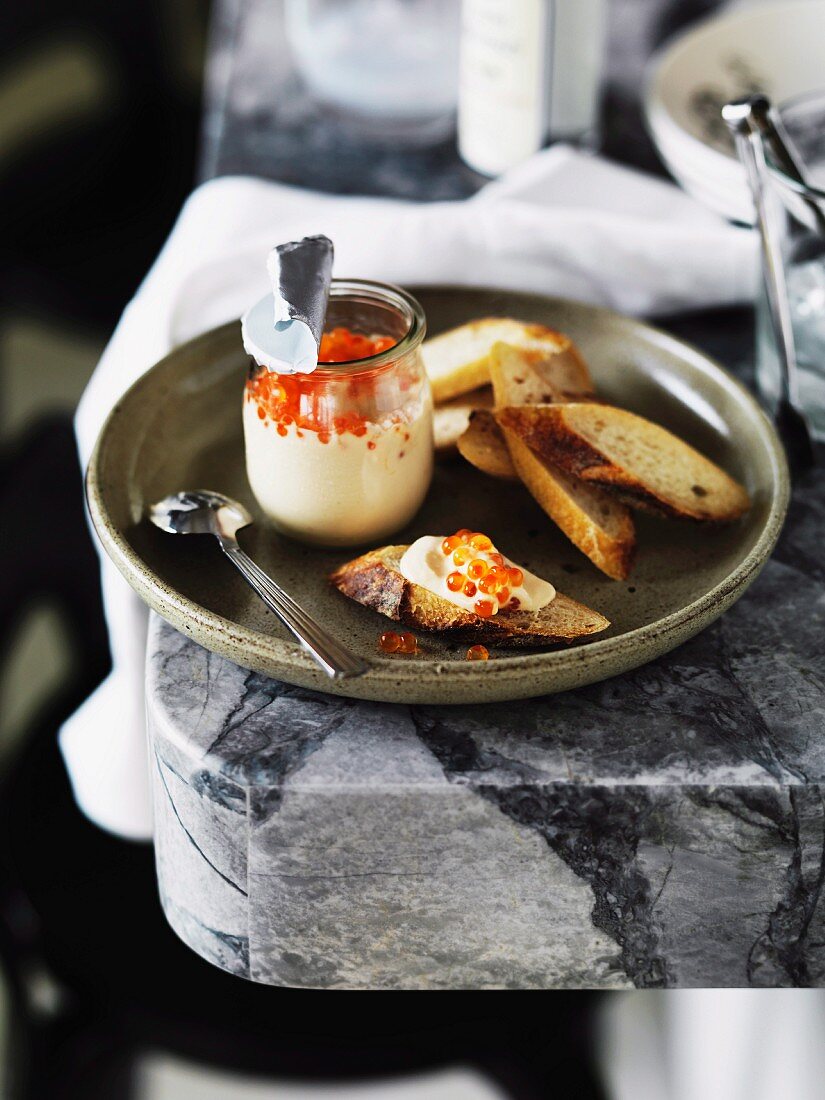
left=756, top=92, right=825, bottom=441
left=243, top=280, right=432, bottom=546
left=284, top=0, right=461, bottom=143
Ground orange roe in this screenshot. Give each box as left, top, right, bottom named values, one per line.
left=467, top=558, right=489, bottom=580
left=478, top=574, right=499, bottom=595
left=466, top=645, right=489, bottom=661
left=246, top=325, right=412, bottom=440
left=437, top=529, right=530, bottom=620
left=469, top=533, right=492, bottom=551
left=318, top=327, right=397, bottom=363
left=379, top=629, right=418, bottom=655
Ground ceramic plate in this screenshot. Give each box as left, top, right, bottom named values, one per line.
left=645, top=0, right=825, bottom=223
left=87, top=287, right=788, bottom=704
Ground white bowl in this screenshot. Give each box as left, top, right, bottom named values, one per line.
left=645, top=0, right=825, bottom=223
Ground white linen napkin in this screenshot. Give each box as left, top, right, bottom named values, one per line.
left=599, top=988, right=825, bottom=1100
left=59, top=145, right=758, bottom=839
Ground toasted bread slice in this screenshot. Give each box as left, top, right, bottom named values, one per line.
left=458, top=341, right=595, bottom=477
left=434, top=387, right=493, bottom=453
left=502, top=429, right=636, bottom=581
left=497, top=403, right=751, bottom=522
left=488, top=343, right=635, bottom=580
left=456, top=409, right=518, bottom=479
left=423, top=319, right=594, bottom=404
left=488, top=341, right=595, bottom=406
left=330, top=545, right=609, bottom=647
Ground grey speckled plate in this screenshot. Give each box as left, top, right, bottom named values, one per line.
left=87, top=287, right=789, bottom=704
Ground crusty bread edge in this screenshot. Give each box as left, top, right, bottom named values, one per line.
left=329, top=546, right=610, bottom=647
left=503, top=429, right=636, bottom=581
left=498, top=404, right=751, bottom=523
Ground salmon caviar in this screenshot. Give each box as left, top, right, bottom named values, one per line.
left=245, top=323, right=414, bottom=441
left=379, top=631, right=401, bottom=653
left=467, top=558, right=489, bottom=580
left=318, top=326, right=397, bottom=363
left=466, top=645, right=489, bottom=661
left=436, top=529, right=532, bottom=621
left=398, top=631, right=418, bottom=654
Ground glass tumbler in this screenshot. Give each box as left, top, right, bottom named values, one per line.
left=757, top=92, right=825, bottom=440
left=284, top=0, right=461, bottom=142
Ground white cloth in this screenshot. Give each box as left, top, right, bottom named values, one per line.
left=599, top=989, right=825, bottom=1100
left=59, top=145, right=758, bottom=839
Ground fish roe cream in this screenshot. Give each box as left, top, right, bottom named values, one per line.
left=242, top=280, right=433, bottom=547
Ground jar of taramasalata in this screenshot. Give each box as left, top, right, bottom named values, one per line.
left=242, top=279, right=433, bottom=547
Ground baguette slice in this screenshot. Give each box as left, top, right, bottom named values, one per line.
left=330, top=545, right=609, bottom=647
left=434, top=387, right=493, bottom=453
left=454, top=339, right=597, bottom=480
left=504, top=431, right=636, bottom=581
left=488, top=341, right=595, bottom=406
left=497, top=403, right=751, bottom=522
left=489, top=343, right=636, bottom=580
left=423, top=319, right=594, bottom=404
left=456, top=409, right=518, bottom=479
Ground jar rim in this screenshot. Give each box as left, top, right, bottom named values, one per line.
left=311, top=278, right=426, bottom=375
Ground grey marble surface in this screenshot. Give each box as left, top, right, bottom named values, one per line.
left=146, top=369, right=825, bottom=986
left=144, top=0, right=825, bottom=988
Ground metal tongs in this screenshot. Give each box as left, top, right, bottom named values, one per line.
left=723, top=94, right=815, bottom=476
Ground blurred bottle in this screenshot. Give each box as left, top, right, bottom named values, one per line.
left=285, top=0, right=462, bottom=143
left=458, top=0, right=606, bottom=176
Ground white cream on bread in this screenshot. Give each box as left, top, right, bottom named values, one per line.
left=399, top=534, right=555, bottom=617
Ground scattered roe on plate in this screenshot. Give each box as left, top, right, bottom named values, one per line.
left=466, top=645, right=489, bottom=661
left=379, top=630, right=417, bottom=655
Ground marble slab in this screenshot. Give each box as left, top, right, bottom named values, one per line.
left=146, top=434, right=825, bottom=990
